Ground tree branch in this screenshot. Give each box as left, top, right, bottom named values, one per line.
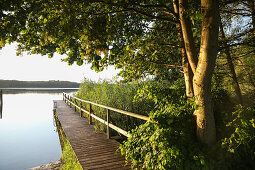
left=92, top=1, right=178, bottom=23
left=150, top=61, right=183, bottom=68
left=131, top=21, right=168, bottom=31
left=219, top=28, right=255, bottom=42
left=161, top=43, right=181, bottom=48
left=127, top=8, right=178, bottom=24
left=221, top=10, right=251, bottom=16
left=134, top=3, right=178, bottom=18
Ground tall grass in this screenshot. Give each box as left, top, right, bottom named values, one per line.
left=74, top=78, right=184, bottom=135
left=74, top=78, right=156, bottom=134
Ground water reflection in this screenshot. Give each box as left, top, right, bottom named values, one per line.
left=0, top=90, right=76, bottom=170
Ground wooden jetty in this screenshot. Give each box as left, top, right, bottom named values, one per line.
left=53, top=93, right=149, bottom=169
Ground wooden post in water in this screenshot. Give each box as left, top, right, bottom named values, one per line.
left=89, top=103, right=92, bottom=124
left=0, top=90, right=2, bottom=119
left=107, top=109, right=110, bottom=139
left=54, top=101, right=57, bottom=109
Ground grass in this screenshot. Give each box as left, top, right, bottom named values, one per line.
left=54, top=112, right=83, bottom=170
left=60, top=136, right=82, bottom=170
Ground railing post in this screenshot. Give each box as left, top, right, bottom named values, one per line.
left=65, top=94, right=68, bottom=104
left=107, top=109, right=110, bottom=139
left=89, top=103, right=92, bottom=124
left=69, top=96, right=72, bottom=108
left=74, top=98, right=76, bottom=112
left=80, top=102, right=83, bottom=117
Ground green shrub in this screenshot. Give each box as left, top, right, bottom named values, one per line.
left=73, top=78, right=255, bottom=169
left=119, top=79, right=212, bottom=169
left=119, top=99, right=211, bottom=169
left=221, top=105, right=255, bottom=169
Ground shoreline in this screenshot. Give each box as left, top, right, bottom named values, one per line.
left=28, top=161, right=62, bottom=170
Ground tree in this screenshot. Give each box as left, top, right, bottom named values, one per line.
left=179, top=0, right=220, bottom=145
left=219, top=20, right=243, bottom=104
left=1, top=0, right=221, bottom=145
left=215, top=0, right=255, bottom=103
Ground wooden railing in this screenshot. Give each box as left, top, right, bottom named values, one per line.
left=63, top=92, right=149, bottom=138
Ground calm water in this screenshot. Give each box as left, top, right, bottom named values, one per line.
left=0, top=90, right=77, bottom=170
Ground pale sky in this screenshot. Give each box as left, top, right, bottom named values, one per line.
left=0, top=43, right=119, bottom=83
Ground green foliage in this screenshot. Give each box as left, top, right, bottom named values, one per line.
left=120, top=90, right=210, bottom=169
left=60, top=136, right=82, bottom=170
left=214, top=45, right=255, bottom=104
left=220, top=105, right=255, bottom=169
left=75, top=78, right=155, bottom=132
left=211, top=86, right=233, bottom=139
left=134, top=79, right=185, bottom=106
left=73, top=78, right=254, bottom=169
left=118, top=79, right=210, bottom=169
left=1, top=1, right=254, bottom=168
left=75, top=78, right=187, bottom=133
left=0, top=0, right=193, bottom=81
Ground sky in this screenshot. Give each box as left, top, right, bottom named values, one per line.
left=0, top=43, right=119, bottom=83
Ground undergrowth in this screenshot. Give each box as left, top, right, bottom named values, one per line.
left=74, top=78, right=255, bottom=169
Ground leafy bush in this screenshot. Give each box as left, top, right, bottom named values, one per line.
left=119, top=79, right=213, bottom=169
left=119, top=98, right=211, bottom=169
left=73, top=78, right=255, bottom=169
left=221, top=105, right=255, bottom=169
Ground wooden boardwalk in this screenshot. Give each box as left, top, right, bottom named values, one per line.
left=54, top=100, right=131, bottom=170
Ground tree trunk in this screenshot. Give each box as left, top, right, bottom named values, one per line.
left=179, top=0, right=198, bottom=74
left=173, top=0, right=194, bottom=98
left=182, top=50, right=194, bottom=98
left=220, top=21, right=243, bottom=104
left=247, top=0, right=255, bottom=28
left=193, top=0, right=220, bottom=145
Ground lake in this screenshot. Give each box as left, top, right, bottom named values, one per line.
left=0, top=89, right=78, bottom=170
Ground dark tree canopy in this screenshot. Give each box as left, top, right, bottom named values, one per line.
left=1, top=0, right=199, bottom=80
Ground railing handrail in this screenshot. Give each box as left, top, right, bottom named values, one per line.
left=63, top=92, right=149, bottom=121
left=62, top=92, right=149, bottom=138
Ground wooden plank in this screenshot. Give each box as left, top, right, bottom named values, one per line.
left=54, top=100, right=131, bottom=169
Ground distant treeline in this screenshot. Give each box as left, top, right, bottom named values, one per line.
left=0, top=80, right=80, bottom=88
